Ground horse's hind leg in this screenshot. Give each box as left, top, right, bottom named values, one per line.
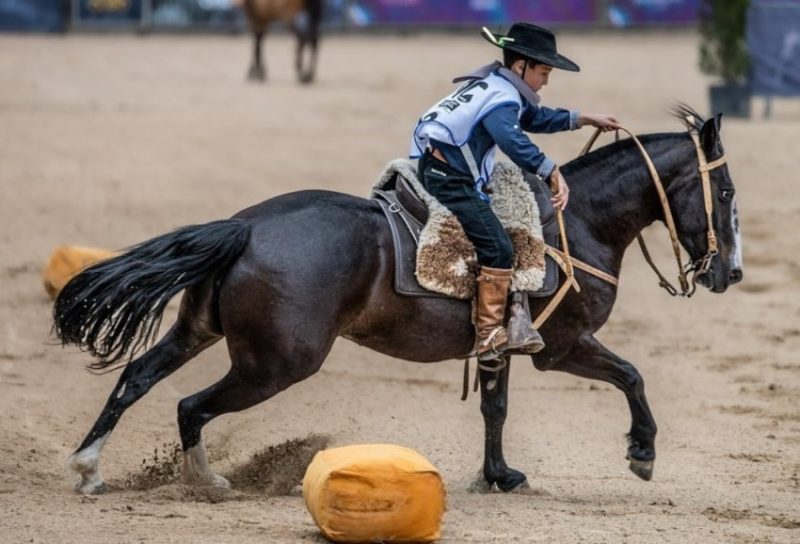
left=543, top=335, right=657, bottom=481
left=177, top=331, right=331, bottom=487
left=247, top=29, right=266, bottom=81
left=68, top=317, right=220, bottom=494
left=178, top=350, right=324, bottom=487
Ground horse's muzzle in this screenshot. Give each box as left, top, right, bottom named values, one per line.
left=704, top=268, right=744, bottom=293
left=696, top=266, right=735, bottom=293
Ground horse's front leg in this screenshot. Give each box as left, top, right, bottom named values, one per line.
left=478, top=356, right=527, bottom=491
left=543, top=334, right=657, bottom=481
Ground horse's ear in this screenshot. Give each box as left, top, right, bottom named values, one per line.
left=700, top=113, right=722, bottom=153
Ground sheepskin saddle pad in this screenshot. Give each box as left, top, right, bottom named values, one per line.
left=371, top=159, right=553, bottom=300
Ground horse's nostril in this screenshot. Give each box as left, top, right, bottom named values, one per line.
left=730, top=269, right=743, bottom=283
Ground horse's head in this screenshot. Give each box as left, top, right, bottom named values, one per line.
left=669, top=107, right=743, bottom=293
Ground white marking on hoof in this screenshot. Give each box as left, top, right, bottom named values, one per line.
left=67, top=434, right=109, bottom=495
left=182, top=443, right=231, bottom=489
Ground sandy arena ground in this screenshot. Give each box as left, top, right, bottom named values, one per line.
left=0, top=30, right=799, bottom=543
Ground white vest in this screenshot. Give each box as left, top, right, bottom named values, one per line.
left=409, top=71, right=523, bottom=187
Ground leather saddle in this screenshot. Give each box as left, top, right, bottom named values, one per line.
left=372, top=173, right=559, bottom=298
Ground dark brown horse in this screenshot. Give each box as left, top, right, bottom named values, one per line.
left=56, top=107, right=742, bottom=494
left=242, top=0, right=322, bottom=83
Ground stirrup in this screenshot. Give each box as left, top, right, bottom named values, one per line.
left=477, top=328, right=507, bottom=362
left=478, top=349, right=506, bottom=362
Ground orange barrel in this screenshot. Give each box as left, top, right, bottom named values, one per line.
left=43, top=245, right=116, bottom=299
left=303, top=444, right=446, bottom=543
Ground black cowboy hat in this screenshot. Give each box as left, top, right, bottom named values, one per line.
left=481, top=23, right=580, bottom=72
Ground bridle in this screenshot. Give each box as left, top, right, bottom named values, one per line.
left=683, top=115, right=727, bottom=287
left=530, top=118, right=728, bottom=330
left=579, top=116, right=727, bottom=297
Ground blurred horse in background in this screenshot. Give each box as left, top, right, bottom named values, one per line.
left=241, top=0, right=323, bottom=84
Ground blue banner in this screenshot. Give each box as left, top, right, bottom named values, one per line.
left=347, top=0, right=597, bottom=26
left=0, top=0, right=708, bottom=32
left=607, top=0, right=700, bottom=27
left=0, top=0, right=66, bottom=31
left=747, top=2, right=800, bottom=96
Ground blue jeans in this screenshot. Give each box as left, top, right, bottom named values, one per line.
left=418, top=151, right=513, bottom=269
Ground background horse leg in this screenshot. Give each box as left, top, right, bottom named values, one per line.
left=541, top=335, right=657, bottom=481
left=67, top=323, right=219, bottom=494
left=294, top=31, right=318, bottom=84
left=294, top=1, right=320, bottom=84
left=478, top=357, right=528, bottom=491
left=247, top=30, right=266, bottom=81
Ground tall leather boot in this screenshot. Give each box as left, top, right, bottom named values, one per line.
left=475, top=266, right=514, bottom=362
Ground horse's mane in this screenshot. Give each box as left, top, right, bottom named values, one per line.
left=563, top=103, right=704, bottom=176
left=670, top=103, right=706, bottom=132
left=563, top=133, right=676, bottom=175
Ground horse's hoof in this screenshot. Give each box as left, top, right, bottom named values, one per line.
left=467, top=468, right=529, bottom=494
left=69, top=466, right=107, bottom=495
left=67, top=450, right=106, bottom=495
left=75, top=480, right=107, bottom=495
left=183, top=472, right=231, bottom=489
left=210, top=474, right=231, bottom=489
left=247, top=68, right=266, bottom=82
left=496, top=472, right=528, bottom=492
left=628, top=458, right=654, bottom=481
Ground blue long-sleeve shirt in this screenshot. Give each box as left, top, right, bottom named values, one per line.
left=431, top=100, right=579, bottom=182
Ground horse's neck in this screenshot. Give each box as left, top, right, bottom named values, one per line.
left=563, top=136, right=688, bottom=274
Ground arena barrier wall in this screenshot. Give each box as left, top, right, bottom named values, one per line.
left=747, top=1, right=800, bottom=98
left=0, top=0, right=67, bottom=32
left=34, top=0, right=704, bottom=32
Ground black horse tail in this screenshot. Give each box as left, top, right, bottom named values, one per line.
left=54, top=219, right=251, bottom=369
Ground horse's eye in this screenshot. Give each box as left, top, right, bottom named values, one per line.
left=719, top=188, right=735, bottom=201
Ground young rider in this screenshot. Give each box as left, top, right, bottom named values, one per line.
left=409, top=22, right=621, bottom=362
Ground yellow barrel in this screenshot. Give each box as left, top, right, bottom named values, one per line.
left=303, top=444, right=446, bottom=543
left=43, top=245, right=116, bottom=299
